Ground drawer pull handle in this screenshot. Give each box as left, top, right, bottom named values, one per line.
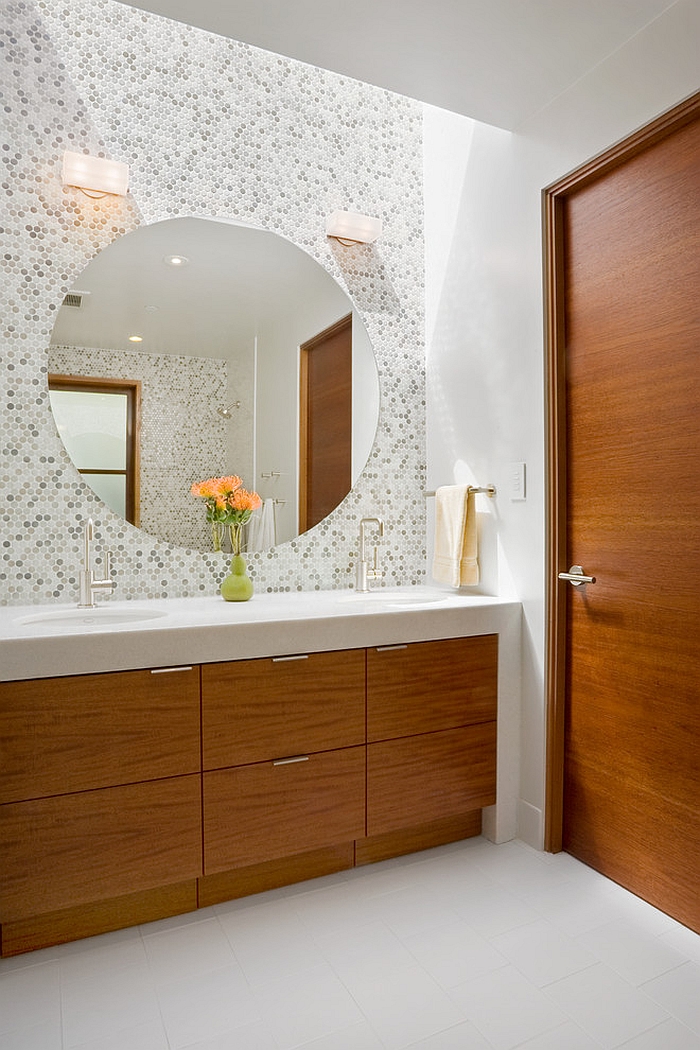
left=375, top=645, right=408, bottom=652
left=272, top=755, right=310, bottom=766
left=271, top=654, right=309, bottom=662
left=150, top=666, right=193, bottom=674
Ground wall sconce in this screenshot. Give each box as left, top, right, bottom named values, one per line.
left=62, top=150, right=129, bottom=198
left=326, top=210, right=382, bottom=246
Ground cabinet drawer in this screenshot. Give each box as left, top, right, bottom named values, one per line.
left=367, top=636, right=497, bottom=741
left=0, top=774, right=202, bottom=922
left=367, top=724, right=496, bottom=836
left=204, top=746, right=366, bottom=872
left=202, top=650, right=365, bottom=768
left=0, top=667, right=201, bottom=803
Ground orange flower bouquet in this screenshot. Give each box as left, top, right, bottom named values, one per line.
left=190, top=475, right=262, bottom=555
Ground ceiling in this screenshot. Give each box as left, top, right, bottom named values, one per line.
left=52, top=218, right=352, bottom=355
left=113, top=0, right=677, bottom=129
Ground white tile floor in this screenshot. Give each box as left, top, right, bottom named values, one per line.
left=1, top=837, right=699, bottom=1050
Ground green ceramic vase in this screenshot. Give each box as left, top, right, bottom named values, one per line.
left=220, top=553, right=254, bottom=602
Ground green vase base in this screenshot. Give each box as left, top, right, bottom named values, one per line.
left=220, top=553, right=254, bottom=602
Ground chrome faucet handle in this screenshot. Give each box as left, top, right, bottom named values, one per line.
left=99, top=550, right=113, bottom=582
left=369, top=543, right=384, bottom=579
left=77, top=520, right=116, bottom=606
left=92, top=550, right=115, bottom=592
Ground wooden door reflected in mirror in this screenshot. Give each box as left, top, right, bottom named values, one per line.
left=299, top=315, right=352, bottom=533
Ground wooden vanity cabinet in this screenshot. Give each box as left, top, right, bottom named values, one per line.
left=362, top=636, right=498, bottom=860
left=366, top=635, right=498, bottom=741
left=0, top=666, right=202, bottom=955
left=367, top=724, right=497, bottom=834
left=0, top=667, right=201, bottom=803
left=201, top=649, right=365, bottom=767
left=201, top=651, right=366, bottom=882
left=0, top=633, right=500, bottom=953
left=204, top=747, right=366, bottom=871
left=0, top=775, right=201, bottom=921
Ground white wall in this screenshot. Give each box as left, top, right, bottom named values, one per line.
left=424, top=0, right=699, bottom=848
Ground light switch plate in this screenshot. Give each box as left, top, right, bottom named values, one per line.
left=509, top=461, right=526, bottom=501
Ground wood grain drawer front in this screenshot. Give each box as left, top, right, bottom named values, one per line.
left=0, top=668, right=201, bottom=804
left=0, top=774, right=202, bottom=922
left=367, top=724, right=497, bottom=836
left=367, top=635, right=498, bottom=741
left=202, top=650, right=365, bottom=768
left=204, top=746, right=366, bottom=872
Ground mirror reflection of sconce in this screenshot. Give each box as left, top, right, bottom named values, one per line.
left=62, top=150, right=129, bottom=199
left=326, top=210, right=382, bottom=246
left=217, top=402, right=242, bottom=419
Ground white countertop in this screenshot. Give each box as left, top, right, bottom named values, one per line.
left=0, top=587, right=521, bottom=681
left=0, top=586, right=523, bottom=843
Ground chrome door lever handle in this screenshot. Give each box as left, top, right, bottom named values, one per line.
left=558, top=565, right=596, bottom=586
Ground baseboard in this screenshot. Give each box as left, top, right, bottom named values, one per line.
left=517, top=799, right=544, bottom=849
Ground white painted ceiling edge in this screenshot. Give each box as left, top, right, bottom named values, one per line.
left=113, top=0, right=679, bottom=128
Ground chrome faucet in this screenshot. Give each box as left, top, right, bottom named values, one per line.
left=78, top=518, right=115, bottom=607
left=356, top=517, right=384, bottom=592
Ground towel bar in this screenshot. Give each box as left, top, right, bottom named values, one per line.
left=424, top=484, right=496, bottom=498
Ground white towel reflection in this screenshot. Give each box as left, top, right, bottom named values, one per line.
left=247, top=498, right=277, bottom=551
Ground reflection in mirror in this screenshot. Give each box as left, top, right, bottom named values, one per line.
left=48, top=218, right=380, bottom=552
left=48, top=374, right=141, bottom=525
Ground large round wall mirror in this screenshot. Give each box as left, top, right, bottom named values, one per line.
left=48, top=218, right=380, bottom=552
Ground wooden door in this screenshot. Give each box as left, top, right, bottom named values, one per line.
left=545, top=94, right=700, bottom=932
left=299, top=314, right=352, bottom=532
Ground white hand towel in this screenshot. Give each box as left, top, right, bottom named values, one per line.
left=431, top=485, right=479, bottom=587
left=246, top=506, right=262, bottom=551
left=258, top=498, right=276, bottom=549
left=246, top=499, right=276, bottom=551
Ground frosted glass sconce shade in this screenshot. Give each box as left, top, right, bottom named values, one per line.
left=62, top=151, right=129, bottom=197
left=326, top=210, right=382, bottom=245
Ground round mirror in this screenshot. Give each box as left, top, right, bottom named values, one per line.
left=48, top=218, right=380, bottom=552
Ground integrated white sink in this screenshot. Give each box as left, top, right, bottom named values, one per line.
left=382, top=594, right=448, bottom=606
left=16, top=607, right=169, bottom=627
left=337, top=589, right=449, bottom=608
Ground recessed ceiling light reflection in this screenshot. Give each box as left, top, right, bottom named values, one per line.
left=128, top=335, right=143, bottom=342
left=163, top=254, right=189, bottom=267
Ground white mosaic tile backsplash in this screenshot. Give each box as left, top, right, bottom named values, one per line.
left=0, top=0, right=426, bottom=604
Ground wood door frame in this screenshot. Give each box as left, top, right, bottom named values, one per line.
left=543, top=91, right=700, bottom=852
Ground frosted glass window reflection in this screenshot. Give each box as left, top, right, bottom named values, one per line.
left=49, top=390, right=127, bottom=470
left=85, top=473, right=127, bottom=519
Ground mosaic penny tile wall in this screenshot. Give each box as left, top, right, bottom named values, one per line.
left=1, top=0, right=426, bottom=604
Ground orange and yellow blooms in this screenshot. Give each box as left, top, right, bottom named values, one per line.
left=190, top=474, right=262, bottom=553
left=190, top=475, right=260, bottom=523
